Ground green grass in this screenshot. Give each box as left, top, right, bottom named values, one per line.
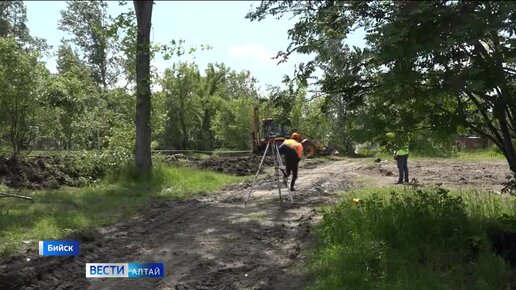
left=307, top=186, right=516, bottom=290
left=453, top=148, right=505, bottom=161
left=153, top=165, right=245, bottom=199
left=0, top=164, right=247, bottom=257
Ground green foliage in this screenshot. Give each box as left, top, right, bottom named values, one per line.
left=106, top=122, right=135, bottom=154
left=263, top=81, right=335, bottom=147
left=44, top=43, right=99, bottom=150
left=157, top=62, right=261, bottom=151
left=59, top=0, right=114, bottom=89
left=197, top=63, right=230, bottom=150
left=111, top=8, right=137, bottom=84
left=308, top=187, right=514, bottom=290
left=267, top=81, right=297, bottom=122
left=249, top=1, right=516, bottom=173
left=160, top=62, right=202, bottom=150
left=0, top=37, right=48, bottom=153
left=292, top=96, right=333, bottom=144
left=212, top=97, right=255, bottom=149
left=0, top=0, right=30, bottom=42
left=72, top=149, right=132, bottom=178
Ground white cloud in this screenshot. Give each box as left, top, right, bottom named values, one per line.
left=228, top=44, right=277, bottom=64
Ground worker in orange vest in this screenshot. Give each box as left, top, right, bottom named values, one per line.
left=279, top=132, right=304, bottom=191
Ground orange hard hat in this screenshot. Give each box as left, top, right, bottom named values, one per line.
left=292, top=132, right=300, bottom=140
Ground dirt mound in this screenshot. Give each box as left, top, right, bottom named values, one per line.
left=197, top=155, right=275, bottom=176
left=162, top=154, right=275, bottom=176
left=164, top=154, right=327, bottom=176
left=359, top=163, right=395, bottom=176
left=0, top=155, right=100, bottom=190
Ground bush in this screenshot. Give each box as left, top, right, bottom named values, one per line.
left=309, top=187, right=511, bottom=290
left=73, top=149, right=132, bottom=178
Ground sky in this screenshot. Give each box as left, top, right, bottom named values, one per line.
left=25, top=1, right=366, bottom=91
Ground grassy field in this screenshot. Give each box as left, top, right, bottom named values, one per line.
left=0, top=164, right=247, bottom=257
left=307, top=186, right=516, bottom=290
left=453, top=148, right=506, bottom=161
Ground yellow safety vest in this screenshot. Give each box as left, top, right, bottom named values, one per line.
left=396, top=146, right=409, bottom=156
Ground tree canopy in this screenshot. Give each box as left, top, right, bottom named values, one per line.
left=1, top=0, right=513, bottom=176
left=248, top=1, right=516, bottom=174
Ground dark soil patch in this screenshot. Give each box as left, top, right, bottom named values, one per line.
left=163, top=154, right=276, bottom=176
left=0, top=155, right=101, bottom=190
left=0, top=197, right=318, bottom=290
left=488, top=227, right=516, bottom=267
left=163, top=154, right=328, bottom=177
left=197, top=155, right=274, bottom=176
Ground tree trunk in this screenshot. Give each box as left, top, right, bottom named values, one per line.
left=179, top=98, right=187, bottom=150
left=134, top=0, right=153, bottom=174
left=497, top=110, right=516, bottom=175
left=10, top=109, right=19, bottom=155
left=201, top=109, right=212, bottom=150
left=67, top=132, right=73, bottom=150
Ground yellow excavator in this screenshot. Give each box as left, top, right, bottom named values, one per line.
left=250, top=106, right=335, bottom=158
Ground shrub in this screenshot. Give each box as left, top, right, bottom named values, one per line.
left=309, top=187, right=511, bottom=290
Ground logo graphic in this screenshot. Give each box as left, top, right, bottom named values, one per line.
left=86, top=263, right=164, bottom=278
left=39, top=240, right=80, bottom=256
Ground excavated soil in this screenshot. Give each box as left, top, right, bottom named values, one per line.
left=0, top=155, right=101, bottom=190
left=162, top=154, right=276, bottom=176
left=0, top=154, right=324, bottom=190
left=197, top=155, right=275, bottom=176
left=0, top=158, right=512, bottom=290
left=163, top=154, right=327, bottom=176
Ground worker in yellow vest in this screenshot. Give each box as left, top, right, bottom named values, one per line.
left=279, top=132, right=304, bottom=191
left=394, top=143, right=410, bottom=184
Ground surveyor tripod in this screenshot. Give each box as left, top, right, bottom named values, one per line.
left=244, top=138, right=294, bottom=206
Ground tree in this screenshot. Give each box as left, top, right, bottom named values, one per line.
left=45, top=42, right=98, bottom=149
left=197, top=63, right=229, bottom=150
left=249, top=1, right=516, bottom=174
left=300, top=97, right=333, bottom=144
left=0, top=0, right=47, bottom=50
left=212, top=97, right=255, bottom=150
left=158, top=63, right=260, bottom=150
left=219, top=70, right=259, bottom=100
left=112, top=8, right=138, bottom=87
left=211, top=70, right=261, bottom=150
left=134, top=0, right=153, bottom=174
left=56, top=42, right=90, bottom=76
left=0, top=37, right=47, bottom=154
left=160, top=62, right=201, bottom=150
left=0, top=0, right=29, bottom=42
left=59, top=0, right=115, bottom=90
left=267, top=82, right=297, bottom=123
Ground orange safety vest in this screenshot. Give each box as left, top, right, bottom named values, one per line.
left=282, top=139, right=303, bottom=158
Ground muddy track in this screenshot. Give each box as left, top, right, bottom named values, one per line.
left=0, top=158, right=511, bottom=290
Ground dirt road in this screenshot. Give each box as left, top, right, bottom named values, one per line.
left=0, top=158, right=511, bottom=290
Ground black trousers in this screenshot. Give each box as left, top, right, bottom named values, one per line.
left=396, top=155, right=409, bottom=182
left=285, top=160, right=299, bottom=188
